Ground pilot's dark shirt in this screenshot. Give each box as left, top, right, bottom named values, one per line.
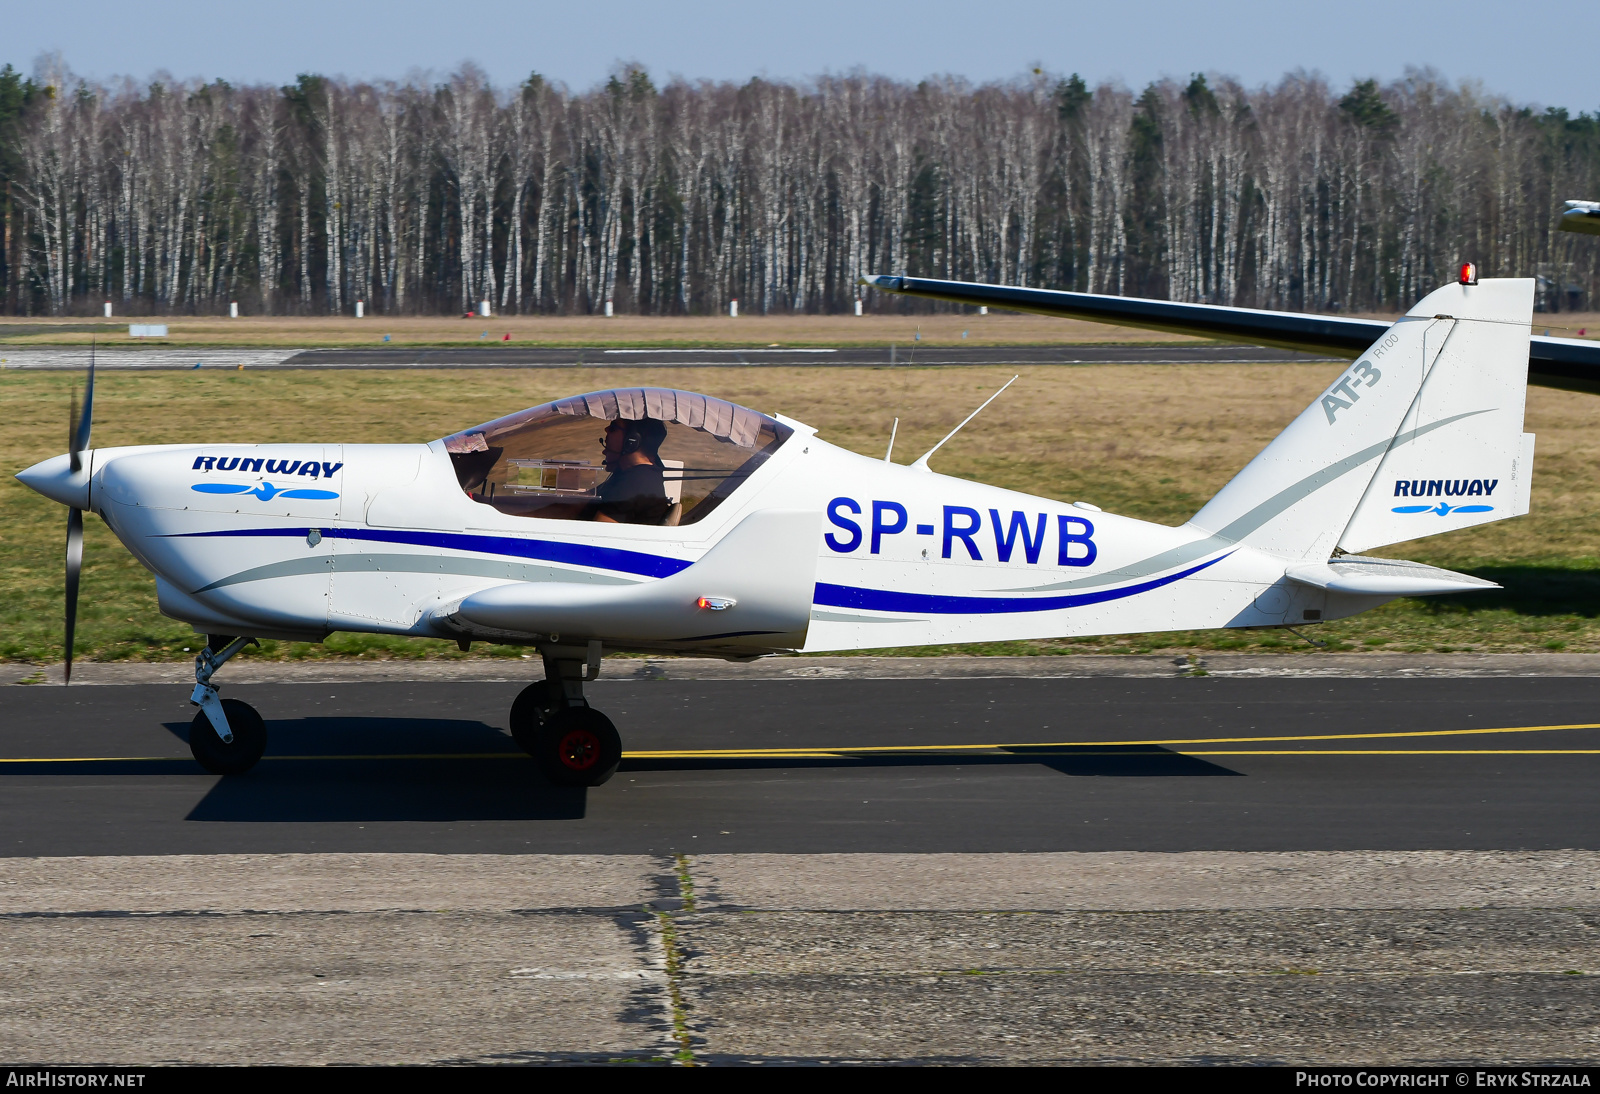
left=591, top=462, right=670, bottom=524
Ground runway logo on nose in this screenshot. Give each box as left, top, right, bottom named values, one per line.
left=191, top=456, right=343, bottom=479
left=192, top=482, right=339, bottom=501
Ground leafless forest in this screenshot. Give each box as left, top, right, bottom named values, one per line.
left=1, top=59, right=1597, bottom=317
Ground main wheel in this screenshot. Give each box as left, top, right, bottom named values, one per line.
left=537, top=707, right=622, bottom=787
left=188, top=698, right=267, bottom=776
left=509, top=679, right=564, bottom=756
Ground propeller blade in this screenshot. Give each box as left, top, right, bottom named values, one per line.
left=71, top=341, right=96, bottom=468
left=68, top=387, right=80, bottom=473
left=64, top=507, right=83, bottom=686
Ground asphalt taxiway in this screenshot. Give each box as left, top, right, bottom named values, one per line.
left=6, top=663, right=1600, bottom=1065
left=4, top=672, right=1597, bottom=856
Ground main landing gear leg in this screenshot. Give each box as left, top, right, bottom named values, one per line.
left=509, top=641, right=620, bottom=787
left=188, top=634, right=266, bottom=776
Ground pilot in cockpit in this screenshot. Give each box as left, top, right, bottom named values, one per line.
left=588, top=417, right=671, bottom=524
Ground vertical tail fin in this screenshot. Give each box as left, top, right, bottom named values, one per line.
left=1187, top=278, right=1533, bottom=559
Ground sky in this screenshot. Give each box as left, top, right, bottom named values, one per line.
left=8, top=0, right=1595, bottom=112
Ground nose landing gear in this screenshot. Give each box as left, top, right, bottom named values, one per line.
left=188, top=635, right=266, bottom=775
left=190, top=697, right=267, bottom=775
left=509, top=642, right=622, bottom=787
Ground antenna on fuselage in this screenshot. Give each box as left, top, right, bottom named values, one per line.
left=910, top=374, right=1018, bottom=473
left=884, top=417, right=899, bottom=463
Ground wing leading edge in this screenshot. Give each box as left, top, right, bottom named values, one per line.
left=861, top=274, right=1600, bottom=396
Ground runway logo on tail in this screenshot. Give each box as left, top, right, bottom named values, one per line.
left=1391, top=477, right=1498, bottom=515
left=1391, top=502, right=1493, bottom=516
left=1394, top=478, right=1497, bottom=498
left=192, top=482, right=339, bottom=501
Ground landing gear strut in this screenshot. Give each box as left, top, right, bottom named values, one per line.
left=188, top=634, right=266, bottom=776
left=509, top=641, right=621, bottom=787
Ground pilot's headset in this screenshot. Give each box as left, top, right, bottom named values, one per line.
left=619, top=417, right=669, bottom=465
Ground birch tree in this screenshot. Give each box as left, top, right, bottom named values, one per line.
left=4, top=63, right=1599, bottom=316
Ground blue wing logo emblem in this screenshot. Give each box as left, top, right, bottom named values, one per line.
left=1391, top=502, right=1493, bottom=516
left=192, top=482, right=339, bottom=501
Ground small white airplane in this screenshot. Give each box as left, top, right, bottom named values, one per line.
left=16, top=274, right=1535, bottom=787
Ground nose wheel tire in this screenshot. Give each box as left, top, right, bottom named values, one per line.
left=188, top=698, right=267, bottom=776
left=536, top=707, right=622, bottom=787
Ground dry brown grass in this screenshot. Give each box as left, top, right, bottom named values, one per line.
left=3, top=361, right=1598, bottom=662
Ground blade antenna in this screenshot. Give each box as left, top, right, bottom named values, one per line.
left=884, top=417, right=899, bottom=463
left=910, top=374, right=1018, bottom=472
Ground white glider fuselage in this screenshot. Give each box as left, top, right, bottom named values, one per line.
left=47, top=431, right=1347, bottom=660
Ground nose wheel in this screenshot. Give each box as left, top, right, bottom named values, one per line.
left=186, top=635, right=266, bottom=775
left=189, top=697, right=267, bottom=775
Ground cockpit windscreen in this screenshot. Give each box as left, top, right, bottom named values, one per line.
left=441, top=387, right=792, bottom=526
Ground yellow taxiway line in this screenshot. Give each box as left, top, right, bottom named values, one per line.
left=622, top=748, right=1600, bottom=758
left=621, top=721, right=1600, bottom=757
left=2, top=750, right=1597, bottom=763
left=2, top=721, right=1599, bottom=765
left=1180, top=750, right=1600, bottom=756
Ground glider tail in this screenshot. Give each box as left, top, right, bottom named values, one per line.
left=1186, top=277, right=1535, bottom=560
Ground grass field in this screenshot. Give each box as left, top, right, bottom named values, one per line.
left=3, top=361, right=1599, bottom=665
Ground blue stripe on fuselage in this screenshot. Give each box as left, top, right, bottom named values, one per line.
left=164, top=527, right=1231, bottom=614
left=160, top=526, right=693, bottom=579
left=814, top=552, right=1233, bottom=615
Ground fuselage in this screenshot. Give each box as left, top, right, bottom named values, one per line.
left=21, top=418, right=1369, bottom=658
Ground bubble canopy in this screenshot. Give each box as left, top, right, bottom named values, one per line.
left=440, top=387, right=793, bottom=525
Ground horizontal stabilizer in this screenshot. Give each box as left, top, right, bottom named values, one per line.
left=450, top=509, right=821, bottom=650
left=1284, top=556, right=1499, bottom=597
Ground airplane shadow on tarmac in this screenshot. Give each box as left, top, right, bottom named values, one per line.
left=620, top=747, right=1242, bottom=778
left=160, top=717, right=1239, bottom=823
left=164, top=716, right=588, bottom=823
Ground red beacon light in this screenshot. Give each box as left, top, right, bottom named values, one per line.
left=1459, top=262, right=1478, bottom=286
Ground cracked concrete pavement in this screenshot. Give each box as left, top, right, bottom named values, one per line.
left=2, top=852, right=1598, bottom=1065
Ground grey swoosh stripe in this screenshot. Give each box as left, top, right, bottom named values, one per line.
left=993, top=536, right=1239, bottom=594
left=810, top=610, right=928, bottom=624
left=193, top=553, right=641, bottom=593
left=993, top=410, right=1490, bottom=593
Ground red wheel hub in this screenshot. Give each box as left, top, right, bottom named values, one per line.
left=556, top=729, right=602, bottom=771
